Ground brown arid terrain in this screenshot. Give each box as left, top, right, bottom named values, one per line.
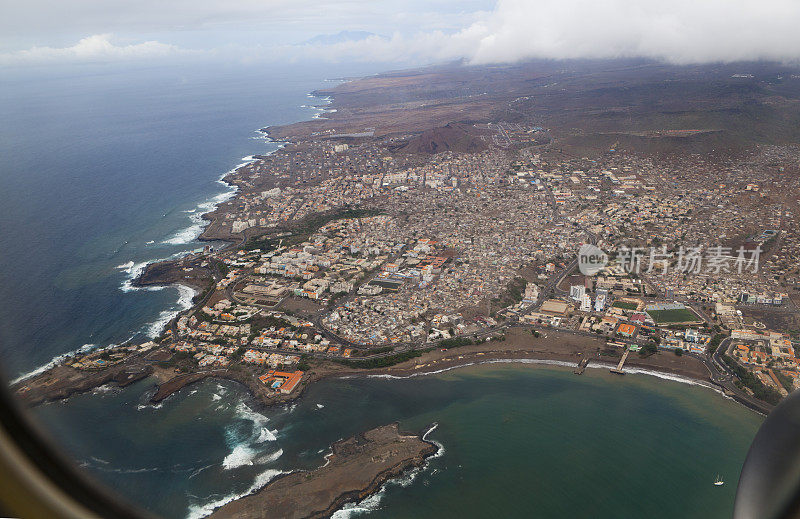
left=377, top=327, right=713, bottom=382
left=14, top=362, right=154, bottom=407
left=391, top=122, right=488, bottom=154
left=266, top=59, right=800, bottom=160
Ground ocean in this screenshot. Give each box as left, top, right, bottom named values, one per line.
left=0, top=61, right=762, bottom=518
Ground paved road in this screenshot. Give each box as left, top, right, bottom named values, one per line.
left=702, top=337, right=773, bottom=414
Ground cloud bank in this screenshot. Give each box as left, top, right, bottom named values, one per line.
left=467, top=0, right=800, bottom=64
left=299, top=0, right=800, bottom=65
left=4, top=0, right=800, bottom=67
left=0, top=34, right=189, bottom=65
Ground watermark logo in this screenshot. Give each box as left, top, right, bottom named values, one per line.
left=617, top=245, right=762, bottom=275
left=578, top=244, right=608, bottom=276
left=577, top=243, right=760, bottom=277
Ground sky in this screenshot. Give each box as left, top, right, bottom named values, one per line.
left=2, top=0, right=800, bottom=68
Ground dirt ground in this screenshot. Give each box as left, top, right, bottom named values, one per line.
left=376, top=327, right=712, bottom=382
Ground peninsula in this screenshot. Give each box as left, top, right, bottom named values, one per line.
left=207, top=423, right=438, bottom=519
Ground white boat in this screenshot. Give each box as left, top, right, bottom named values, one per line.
left=714, top=474, right=724, bottom=486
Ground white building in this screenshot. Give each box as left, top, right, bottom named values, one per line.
left=570, top=285, right=586, bottom=301
left=594, top=290, right=607, bottom=312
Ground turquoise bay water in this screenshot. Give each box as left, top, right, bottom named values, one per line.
left=33, top=364, right=762, bottom=518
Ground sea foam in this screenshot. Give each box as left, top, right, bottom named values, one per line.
left=142, top=284, right=197, bottom=338
left=331, top=423, right=445, bottom=518
left=222, top=444, right=257, bottom=470
left=120, top=260, right=165, bottom=293
left=11, top=343, right=97, bottom=384
left=366, top=357, right=723, bottom=398
left=221, top=402, right=280, bottom=470
left=186, top=468, right=286, bottom=519
left=161, top=155, right=244, bottom=246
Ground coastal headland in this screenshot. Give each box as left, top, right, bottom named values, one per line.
left=207, top=423, right=438, bottom=519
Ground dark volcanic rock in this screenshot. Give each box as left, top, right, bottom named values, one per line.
left=208, top=423, right=437, bottom=519
left=396, top=123, right=488, bottom=154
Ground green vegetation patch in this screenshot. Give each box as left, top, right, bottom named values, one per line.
left=722, top=354, right=782, bottom=405
left=335, top=348, right=433, bottom=369
left=243, top=206, right=383, bottom=252
left=647, top=308, right=699, bottom=324
left=707, top=333, right=725, bottom=354
left=775, top=370, right=794, bottom=393
left=247, top=314, right=297, bottom=334
left=492, top=276, right=528, bottom=308
left=439, top=337, right=474, bottom=349
left=612, top=301, right=638, bottom=310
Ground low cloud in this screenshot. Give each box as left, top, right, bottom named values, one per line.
left=288, top=0, right=800, bottom=65
left=0, top=34, right=191, bottom=66
left=466, top=0, right=800, bottom=64
left=4, top=0, right=800, bottom=67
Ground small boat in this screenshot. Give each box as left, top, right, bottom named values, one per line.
left=714, top=474, right=724, bottom=486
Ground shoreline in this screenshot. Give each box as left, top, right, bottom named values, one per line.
left=196, top=131, right=285, bottom=245
left=9, top=110, right=296, bottom=386
left=14, top=324, right=767, bottom=418
left=205, top=422, right=439, bottom=519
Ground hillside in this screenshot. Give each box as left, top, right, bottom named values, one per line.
left=394, top=123, right=488, bottom=154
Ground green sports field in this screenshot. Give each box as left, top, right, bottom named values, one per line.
left=646, top=307, right=699, bottom=324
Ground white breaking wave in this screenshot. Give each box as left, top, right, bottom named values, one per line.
left=162, top=167, right=240, bottom=246
left=161, top=223, right=205, bottom=245
left=236, top=402, right=278, bottom=443
left=366, top=357, right=722, bottom=395
left=332, top=491, right=384, bottom=518
left=305, top=93, right=335, bottom=120
left=194, top=391, right=288, bottom=516
left=120, top=260, right=165, bottom=292
left=422, top=423, right=445, bottom=460
left=254, top=448, right=283, bottom=465
left=142, top=284, right=197, bottom=338
left=616, top=365, right=715, bottom=389
left=119, top=252, right=191, bottom=293
left=256, top=427, right=277, bottom=443
left=331, top=423, right=445, bottom=519
left=221, top=401, right=280, bottom=470
left=234, top=402, right=271, bottom=431
left=11, top=343, right=98, bottom=384
left=186, top=468, right=287, bottom=519
left=136, top=401, right=164, bottom=411
left=222, top=444, right=258, bottom=470
left=92, top=384, right=120, bottom=395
